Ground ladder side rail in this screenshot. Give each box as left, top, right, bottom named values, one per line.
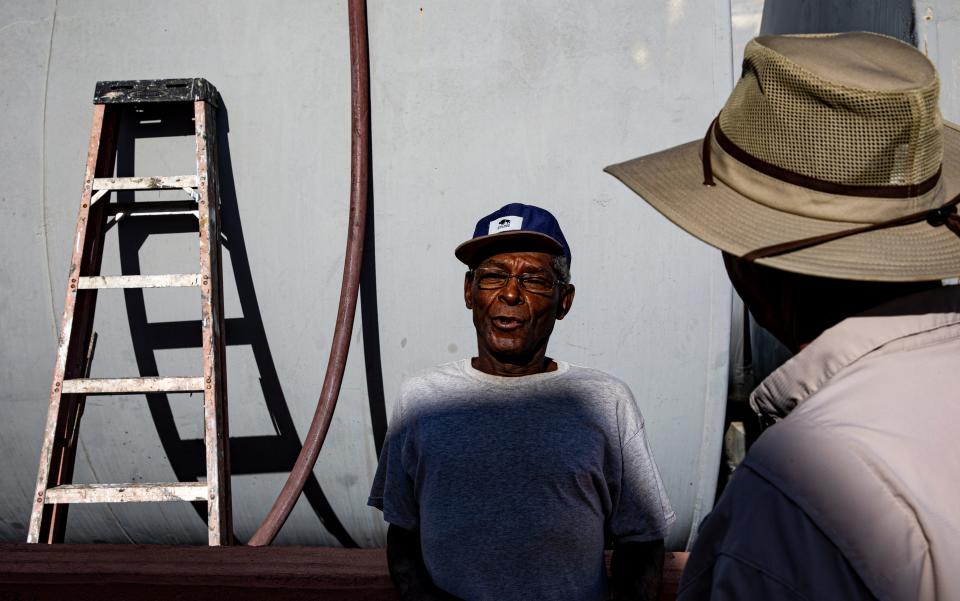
left=211, top=106, right=232, bottom=546
left=47, top=103, right=121, bottom=543
left=28, top=104, right=119, bottom=543
left=47, top=333, right=97, bottom=543
left=48, top=104, right=121, bottom=543
left=195, top=99, right=232, bottom=545
left=214, top=149, right=230, bottom=542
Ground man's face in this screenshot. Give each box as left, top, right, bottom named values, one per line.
left=464, top=251, right=575, bottom=374
left=721, top=252, right=937, bottom=352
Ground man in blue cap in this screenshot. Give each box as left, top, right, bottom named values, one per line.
left=368, top=203, right=675, bottom=601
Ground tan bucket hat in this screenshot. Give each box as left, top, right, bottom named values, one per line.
left=605, top=32, right=960, bottom=281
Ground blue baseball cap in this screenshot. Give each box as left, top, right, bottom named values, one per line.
left=454, top=203, right=572, bottom=267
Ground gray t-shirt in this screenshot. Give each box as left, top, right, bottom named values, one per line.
left=368, top=359, right=675, bottom=601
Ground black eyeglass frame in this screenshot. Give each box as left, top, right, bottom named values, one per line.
left=467, top=269, right=565, bottom=295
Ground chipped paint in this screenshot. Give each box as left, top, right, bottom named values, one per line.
left=61, top=377, right=204, bottom=394
left=44, top=482, right=208, bottom=504
left=92, top=175, right=198, bottom=190
left=77, top=274, right=201, bottom=289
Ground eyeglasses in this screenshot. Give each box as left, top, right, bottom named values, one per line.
left=470, top=270, right=562, bottom=295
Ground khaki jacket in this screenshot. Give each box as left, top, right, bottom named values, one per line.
left=747, top=286, right=960, bottom=600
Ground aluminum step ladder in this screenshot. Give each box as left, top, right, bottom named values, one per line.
left=27, top=78, right=231, bottom=545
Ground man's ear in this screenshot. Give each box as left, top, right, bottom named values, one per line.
left=556, top=284, right=575, bottom=320
left=464, top=272, right=473, bottom=309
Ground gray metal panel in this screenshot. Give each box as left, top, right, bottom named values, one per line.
left=0, top=0, right=734, bottom=550
left=0, top=0, right=63, bottom=543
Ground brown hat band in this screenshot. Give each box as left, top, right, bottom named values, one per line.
left=742, top=194, right=960, bottom=261
left=705, top=118, right=942, bottom=198
left=700, top=117, right=960, bottom=261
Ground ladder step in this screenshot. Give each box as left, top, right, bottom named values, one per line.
left=44, top=483, right=208, bottom=504
left=61, top=376, right=204, bottom=394
left=106, top=200, right=198, bottom=216
left=77, top=274, right=201, bottom=289
left=92, top=175, right=199, bottom=191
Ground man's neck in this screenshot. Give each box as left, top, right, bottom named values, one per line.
left=471, top=355, right=557, bottom=377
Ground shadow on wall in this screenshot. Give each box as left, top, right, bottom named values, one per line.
left=112, top=99, right=388, bottom=546
left=360, top=139, right=389, bottom=459
left=760, top=0, right=915, bottom=43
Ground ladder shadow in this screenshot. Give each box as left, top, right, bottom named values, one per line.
left=113, top=100, right=361, bottom=547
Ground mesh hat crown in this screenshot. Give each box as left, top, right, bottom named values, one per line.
left=724, top=34, right=942, bottom=188
left=605, top=32, right=960, bottom=281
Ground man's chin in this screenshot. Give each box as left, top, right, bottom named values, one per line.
left=483, top=336, right=530, bottom=357
left=484, top=345, right=541, bottom=366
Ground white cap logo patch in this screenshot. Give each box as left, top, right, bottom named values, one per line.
left=489, top=216, right=523, bottom=235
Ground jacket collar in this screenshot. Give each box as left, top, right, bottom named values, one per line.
left=750, top=286, right=960, bottom=421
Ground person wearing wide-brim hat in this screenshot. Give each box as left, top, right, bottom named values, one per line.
left=607, top=32, right=960, bottom=600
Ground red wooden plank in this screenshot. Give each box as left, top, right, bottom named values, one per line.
left=0, top=545, right=687, bottom=600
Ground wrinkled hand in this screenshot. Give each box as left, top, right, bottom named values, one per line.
left=610, top=539, right=664, bottom=601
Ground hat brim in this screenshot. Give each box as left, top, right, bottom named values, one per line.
left=455, top=231, right=565, bottom=267
left=604, top=122, right=960, bottom=281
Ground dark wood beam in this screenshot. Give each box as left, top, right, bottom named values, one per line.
left=0, top=544, right=687, bottom=600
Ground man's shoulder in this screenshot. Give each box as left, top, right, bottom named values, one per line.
left=390, top=360, right=472, bottom=420
left=562, top=363, right=635, bottom=396
left=557, top=364, right=643, bottom=430
left=402, top=359, right=466, bottom=382
left=398, top=359, right=470, bottom=395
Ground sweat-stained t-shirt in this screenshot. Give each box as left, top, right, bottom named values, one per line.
left=368, top=359, right=675, bottom=601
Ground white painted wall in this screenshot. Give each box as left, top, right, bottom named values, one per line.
left=1, top=0, right=738, bottom=549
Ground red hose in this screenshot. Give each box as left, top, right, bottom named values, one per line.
left=248, top=0, right=371, bottom=546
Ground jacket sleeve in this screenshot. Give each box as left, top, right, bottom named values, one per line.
left=677, top=464, right=876, bottom=601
